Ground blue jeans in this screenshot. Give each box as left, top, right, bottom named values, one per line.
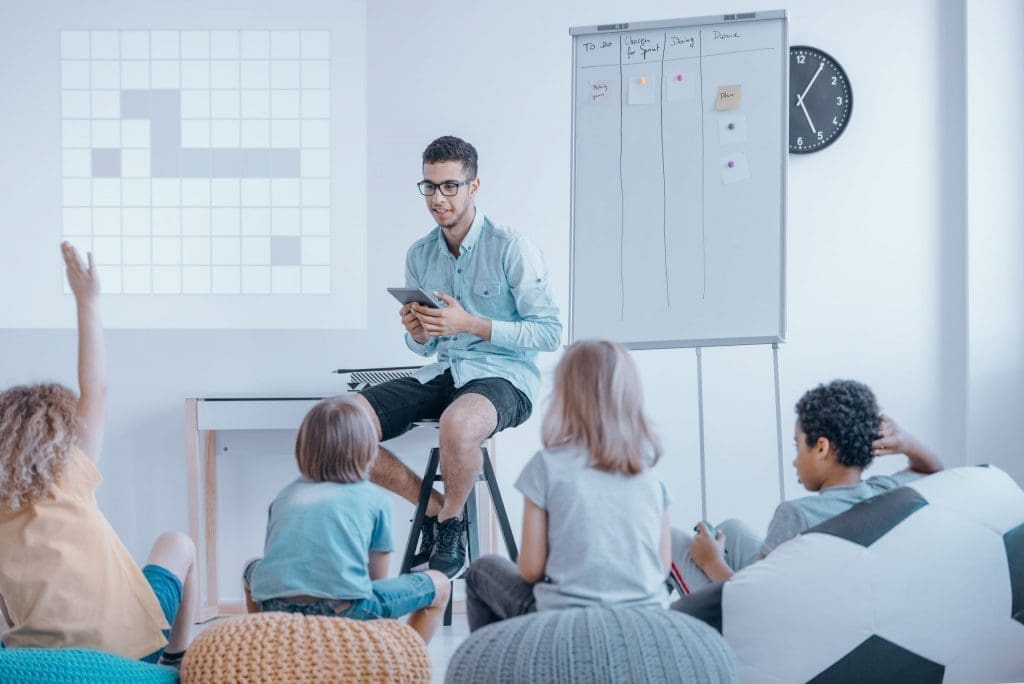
left=245, top=560, right=435, bottom=620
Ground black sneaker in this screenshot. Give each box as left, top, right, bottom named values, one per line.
left=429, top=516, right=469, bottom=578
left=409, top=515, right=437, bottom=571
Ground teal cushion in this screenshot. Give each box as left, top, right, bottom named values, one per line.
left=0, top=647, right=178, bottom=684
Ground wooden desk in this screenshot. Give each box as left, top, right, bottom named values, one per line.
left=185, top=396, right=500, bottom=622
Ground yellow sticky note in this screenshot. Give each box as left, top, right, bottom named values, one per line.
left=716, top=84, right=741, bottom=111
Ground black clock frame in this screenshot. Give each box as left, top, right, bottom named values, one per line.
left=788, top=45, right=853, bottom=154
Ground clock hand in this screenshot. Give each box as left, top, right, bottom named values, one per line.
left=798, top=61, right=825, bottom=104
left=799, top=99, right=817, bottom=135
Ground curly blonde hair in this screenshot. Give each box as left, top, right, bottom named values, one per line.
left=0, top=383, right=80, bottom=512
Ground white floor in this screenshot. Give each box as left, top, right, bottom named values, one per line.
left=190, top=613, right=470, bottom=683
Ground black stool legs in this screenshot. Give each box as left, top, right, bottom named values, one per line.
left=401, top=446, right=518, bottom=626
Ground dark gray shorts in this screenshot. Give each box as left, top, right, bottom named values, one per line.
left=359, top=369, right=532, bottom=441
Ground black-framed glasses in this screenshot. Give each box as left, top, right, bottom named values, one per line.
left=417, top=179, right=475, bottom=197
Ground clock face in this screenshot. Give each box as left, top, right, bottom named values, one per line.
left=789, top=46, right=852, bottom=154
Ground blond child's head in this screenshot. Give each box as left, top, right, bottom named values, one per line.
left=0, top=383, right=81, bottom=511
left=295, top=397, right=377, bottom=483
left=542, top=339, right=661, bottom=475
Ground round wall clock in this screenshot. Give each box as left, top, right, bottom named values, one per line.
left=789, top=46, right=852, bottom=154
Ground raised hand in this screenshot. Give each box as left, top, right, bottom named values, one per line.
left=60, top=242, right=106, bottom=463
left=61, top=241, right=100, bottom=305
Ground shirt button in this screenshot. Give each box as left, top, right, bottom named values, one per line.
left=457, top=268, right=462, bottom=273
left=483, top=290, right=489, bottom=295
left=456, top=296, right=461, bottom=301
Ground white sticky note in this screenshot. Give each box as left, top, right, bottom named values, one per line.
left=721, top=154, right=750, bottom=184
left=718, top=115, right=747, bottom=145
left=665, top=72, right=696, bottom=101
left=589, top=80, right=611, bottom=105
left=628, top=76, right=656, bottom=105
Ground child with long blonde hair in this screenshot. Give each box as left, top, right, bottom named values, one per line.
left=243, top=396, right=451, bottom=643
left=464, top=339, right=671, bottom=630
left=0, top=243, right=197, bottom=666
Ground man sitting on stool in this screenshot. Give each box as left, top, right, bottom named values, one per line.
left=353, top=136, right=562, bottom=578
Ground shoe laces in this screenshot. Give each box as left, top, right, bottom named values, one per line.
left=435, top=518, right=467, bottom=554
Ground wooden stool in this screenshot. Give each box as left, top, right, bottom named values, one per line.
left=401, top=445, right=518, bottom=626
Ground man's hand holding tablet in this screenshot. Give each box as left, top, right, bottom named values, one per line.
left=389, top=287, right=441, bottom=344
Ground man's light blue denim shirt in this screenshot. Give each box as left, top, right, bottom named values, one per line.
left=404, top=210, right=562, bottom=405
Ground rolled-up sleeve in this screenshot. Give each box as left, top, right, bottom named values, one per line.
left=491, top=236, right=562, bottom=351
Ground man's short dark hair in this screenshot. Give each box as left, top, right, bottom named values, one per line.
left=795, top=380, right=881, bottom=469
left=422, top=136, right=478, bottom=179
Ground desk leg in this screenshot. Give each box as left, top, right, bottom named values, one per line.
left=203, top=431, right=218, bottom=619
left=185, top=399, right=220, bottom=623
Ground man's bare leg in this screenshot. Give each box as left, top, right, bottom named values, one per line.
left=351, top=393, right=443, bottom=517
left=436, top=393, right=497, bottom=522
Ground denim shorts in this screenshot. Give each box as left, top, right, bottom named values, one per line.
left=140, top=564, right=182, bottom=663
left=246, top=562, right=436, bottom=621
left=360, top=369, right=532, bottom=441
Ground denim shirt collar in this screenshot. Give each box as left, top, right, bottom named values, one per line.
left=435, top=207, right=484, bottom=257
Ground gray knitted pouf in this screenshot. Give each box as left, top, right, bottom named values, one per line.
left=444, top=606, right=738, bottom=684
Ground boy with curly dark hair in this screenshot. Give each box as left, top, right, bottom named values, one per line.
left=671, top=379, right=943, bottom=591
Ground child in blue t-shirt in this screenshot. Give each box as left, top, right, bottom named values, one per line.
left=243, top=397, right=450, bottom=642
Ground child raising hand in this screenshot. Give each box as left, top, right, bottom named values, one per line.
left=0, top=243, right=198, bottom=666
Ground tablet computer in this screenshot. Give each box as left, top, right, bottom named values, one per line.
left=387, top=287, right=442, bottom=308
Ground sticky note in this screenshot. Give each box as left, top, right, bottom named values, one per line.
left=718, top=115, right=747, bottom=144
left=721, top=154, right=750, bottom=184
left=589, top=80, right=611, bottom=105
left=628, top=76, right=656, bottom=105
left=665, top=72, right=696, bottom=101
left=716, top=84, right=741, bottom=111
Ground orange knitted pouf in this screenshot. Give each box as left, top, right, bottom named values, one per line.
left=180, top=613, right=431, bottom=684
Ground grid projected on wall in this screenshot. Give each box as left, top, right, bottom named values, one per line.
left=60, top=30, right=331, bottom=295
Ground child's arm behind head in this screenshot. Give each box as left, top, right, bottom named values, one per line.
left=61, top=242, right=106, bottom=463
left=871, top=415, right=943, bottom=474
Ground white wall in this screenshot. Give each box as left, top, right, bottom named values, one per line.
left=966, top=1, right=1024, bottom=483
left=1, top=0, right=1006, bottom=602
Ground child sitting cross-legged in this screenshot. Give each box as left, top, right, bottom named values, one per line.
left=463, top=339, right=672, bottom=630
left=243, top=397, right=450, bottom=643
left=0, top=243, right=197, bottom=667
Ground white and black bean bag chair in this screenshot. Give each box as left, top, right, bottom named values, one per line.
left=673, top=465, right=1024, bottom=683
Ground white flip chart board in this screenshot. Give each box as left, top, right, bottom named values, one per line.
left=570, top=11, right=787, bottom=348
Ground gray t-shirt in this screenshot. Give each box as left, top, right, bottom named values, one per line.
left=515, top=444, right=670, bottom=611
left=761, top=470, right=921, bottom=556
